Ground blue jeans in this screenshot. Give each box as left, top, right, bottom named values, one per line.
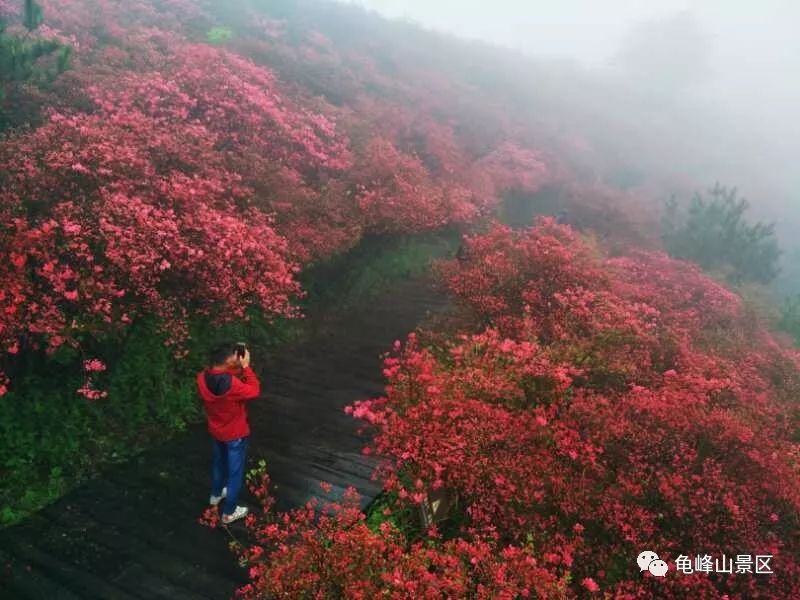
left=211, top=436, right=248, bottom=516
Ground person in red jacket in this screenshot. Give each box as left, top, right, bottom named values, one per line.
left=197, top=341, right=261, bottom=524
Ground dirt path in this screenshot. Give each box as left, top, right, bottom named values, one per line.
left=0, top=275, right=450, bottom=599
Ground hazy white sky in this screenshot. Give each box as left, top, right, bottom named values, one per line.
left=346, top=1, right=797, bottom=62
left=344, top=0, right=800, bottom=240
left=346, top=0, right=800, bottom=108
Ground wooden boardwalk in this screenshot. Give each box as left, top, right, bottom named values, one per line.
left=0, top=276, right=449, bottom=599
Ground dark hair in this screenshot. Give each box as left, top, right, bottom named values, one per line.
left=209, top=341, right=237, bottom=367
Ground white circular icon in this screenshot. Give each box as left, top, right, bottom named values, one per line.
left=648, top=559, right=669, bottom=577
left=637, top=550, right=660, bottom=571
left=637, top=550, right=669, bottom=577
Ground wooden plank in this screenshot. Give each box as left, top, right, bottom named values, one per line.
left=0, top=547, right=83, bottom=600
left=0, top=273, right=448, bottom=597
left=1, top=534, right=139, bottom=600
left=55, top=480, right=246, bottom=585
left=42, top=507, right=235, bottom=599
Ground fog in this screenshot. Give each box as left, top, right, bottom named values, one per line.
left=348, top=0, right=800, bottom=290
left=347, top=1, right=800, bottom=117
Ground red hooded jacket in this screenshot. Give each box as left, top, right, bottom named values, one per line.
left=197, top=365, right=261, bottom=441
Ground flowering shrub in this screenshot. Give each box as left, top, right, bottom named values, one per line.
left=9, top=0, right=792, bottom=596
left=0, top=0, right=559, bottom=396
left=227, top=220, right=799, bottom=598
left=77, top=357, right=107, bottom=400
left=0, top=98, right=302, bottom=367
left=343, top=219, right=800, bottom=598
left=0, top=0, right=17, bottom=18
left=220, top=466, right=569, bottom=599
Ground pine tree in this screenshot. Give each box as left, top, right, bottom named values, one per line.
left=22, top=0, right=43, bottom=32
left=662, top=184, right=781, bottom=283
left=0, top=0, right=71, bottom=130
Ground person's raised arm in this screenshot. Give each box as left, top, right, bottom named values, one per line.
left=229, top=348, right=260, bottom=401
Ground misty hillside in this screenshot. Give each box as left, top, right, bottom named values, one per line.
left=1, top=1, right=799, bottom=598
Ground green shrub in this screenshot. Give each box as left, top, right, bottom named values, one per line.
left=0, top=313, right=297, bottom=526
left=1, top=0, right=72, bottom=130
left=301, top=231, right=461, bottom=310
left=662, top=184, right=781, bottom=284
left=778, top=295, right=800, bottom=346
left=0, top=231, right=453, bottom=525
left=206, top=26, right=233, bottom=45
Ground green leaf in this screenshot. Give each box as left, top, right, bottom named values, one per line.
left=23, top=0, right=44, bottom=32
left=206, top=26, right=233, bottom=45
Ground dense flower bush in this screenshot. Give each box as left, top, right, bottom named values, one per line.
left=0, top=91, right=303, bottom=363
left=223, top=470, right=568, bottom=600
left=0, top=0, right=553, bottom=395
left=234, top=220, right=800, bottom=598
left=9, top=2, right=796, bottom=595
left=354, top=220, right=800, bottom=598
left=5, top=1, right=794, bottom=597
left=0, top=0, right=16, bottom=17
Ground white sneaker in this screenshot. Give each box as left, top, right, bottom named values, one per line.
left=209, top=487, right=227, bottom=506
left=221, top=505, right=249, bottom=525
